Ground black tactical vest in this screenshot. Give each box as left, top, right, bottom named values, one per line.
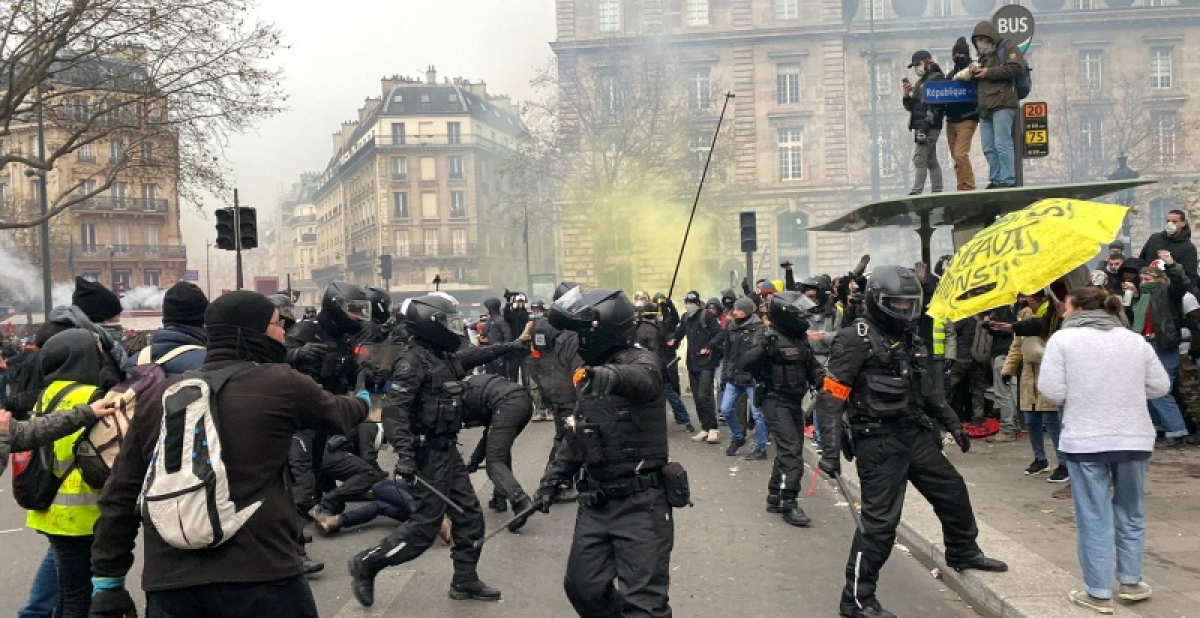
left=765, top=331, right=810, bottom=399
left=564, top=390, right=668, bottom=482
left=849, top=319, right=928, bottom=421
left=410, top=346, right=467, bottom=436
left=529, top=320, right=576, bottom=406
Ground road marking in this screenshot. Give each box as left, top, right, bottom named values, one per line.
left=334, top=569, right=416, bottom=618
left=0, top=528, right=24, bottom=534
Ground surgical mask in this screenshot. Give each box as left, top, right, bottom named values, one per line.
left=685, top=303, right=700, bottom=316
left=976, top=40, right=995, bottom=55
left=1166, top=222, right=1180, bottom=235
left=914, top=65, right=926, bottom=78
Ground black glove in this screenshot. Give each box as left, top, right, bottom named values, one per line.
left=394, top=460, right=416, bottom=481
left=465, top=459, right=481, bottom=474
left=89, top=588, right=137, bottom=618
left=534, top=485, right=559, bottom=513
left=1002, top=374, right=1014, bottom=386
left=952, top=429, right=971, bottom=453
left=295, top=343, right=325, bottom=364
left=588, top=366, right=619, bottom=396
left=818, top=455, right=840, bottom=479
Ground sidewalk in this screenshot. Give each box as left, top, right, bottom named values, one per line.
left=803, top=435, right=1200, bottom=618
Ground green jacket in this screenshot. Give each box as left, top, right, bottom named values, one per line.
left=971, top=21, right=1027, bottom=113
left=0, top=404, right=95, bottom=476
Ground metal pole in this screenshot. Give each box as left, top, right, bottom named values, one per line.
left=668, top=92, right=735, bottom=299
left=1012, top=109, right=1025, bottom=188
left=33, top=0, right=53, bottom=315
left=869, top=0, right=880, bottom=201
left=233, top=190, right=244, bottom=290
left=206, top=242, right=212, bottom=298
left=744, top=251, right=754, bottom=292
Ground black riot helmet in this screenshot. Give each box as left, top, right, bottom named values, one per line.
left=768, top=291, right=816, bottom=338
left=321, top=281, right=370, bottom=333
left=549, top=287, right=636, bottom=364
left=865, top=265, right=924, bottom=332
left=553, top=281, right=579, bottom=302
left=799, top=275, right=832, bottom=303
left=529, top=299, right=547, bottom=320
left=365, top=287, right=391, bottom=325
left=267, top=294, right=297, bottom=331
left=401, top=293, right=466, bottom=352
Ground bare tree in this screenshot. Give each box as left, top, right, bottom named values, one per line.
left=0, top=0, right=285, bottom=229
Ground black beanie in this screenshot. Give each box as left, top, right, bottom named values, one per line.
left=953, top=36, right=971, bottom=57
left=163, top=282, right=209, bottom=327
left=204, top=290, right=275, bottom=333
left=72, top=276, right=123, bottom=323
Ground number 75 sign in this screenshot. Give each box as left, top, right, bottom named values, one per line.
left=1023, top=102, right=1049, bottom=158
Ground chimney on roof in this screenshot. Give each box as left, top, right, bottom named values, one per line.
left=425, top=65, right=437, bottom=85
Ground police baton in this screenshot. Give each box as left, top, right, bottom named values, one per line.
left=473, top=504, right=539, bottom=549
left=831, top=473, right=864, bottom=534
left=413, top=475, right=466, bottom=516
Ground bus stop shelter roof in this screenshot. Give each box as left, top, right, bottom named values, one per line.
left=808, top=179, right=1157, bottom=233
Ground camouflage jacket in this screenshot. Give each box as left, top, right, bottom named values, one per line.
left=0, top=405, right=94, bottom=476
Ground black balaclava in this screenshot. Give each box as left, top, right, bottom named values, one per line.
left=484, top=297, right=503, bottom=316
left=40, top=329, right=104, bottom=385
left=204, top=290, right=286, bottom=364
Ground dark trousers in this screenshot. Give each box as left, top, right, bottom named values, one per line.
left=949, top=360, right=990, bottom=423
left=686, top=368, right=717, bottom=431
left=145, top=574, right=318, bottom=618
left=318, top=448, right=384, bottom=514
left=342, top=479, right=415, bottom=529
left=363, top=445, right=485, bottom=584
left=486, top=393, right=534, bottom=503
left=289, top=431, right=318, bottom=513
left=763, top=396, right=805, bottom=500
left=47, top=534, right=93, bottom=618
left=841, top=423, right=981, bottom=611
left=564, top=485, right=674, bottom=618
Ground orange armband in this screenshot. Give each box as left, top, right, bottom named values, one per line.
left=822, top=376, right=851, bottom=402
left=573, top=367, right=590, bottom=388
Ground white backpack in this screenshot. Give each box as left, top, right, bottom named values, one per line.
left=139, top=362, right=260, bottom=549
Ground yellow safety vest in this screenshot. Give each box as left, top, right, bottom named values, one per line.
left=26, top=380, right=102, bottom=537
left=932, top=318, right=948, bottom=358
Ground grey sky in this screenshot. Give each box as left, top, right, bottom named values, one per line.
left=181, top=0, right=555, bottom=258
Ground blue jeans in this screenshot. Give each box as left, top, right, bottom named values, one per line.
left=1066, top=458, right=1149, bottom=599
left=1148, top=347, right=1190, bottom=438
left=665, top=382, right=692, bottom=426
left=18, top=547, right=58, bottom=618
left=1025, top=411, right=1061, bottom=464
left=341, top=479, right=414, bottom=529
left=720, top=384, right=767, bottom=451
left=980, top=108, right=1016, bottom=186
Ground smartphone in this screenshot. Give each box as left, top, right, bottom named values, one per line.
left=902, top=77, right=911, bottom=85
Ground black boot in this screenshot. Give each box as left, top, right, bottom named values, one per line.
left=449, top=579, right=502, bottom=601
left=839, top=602, right=897, bottom=618
left=766, top=493, right=782, bottom=513
left=947, top=554, right=1009, bottom=573
left=779, top=499, right=812, bottom=527
left=488, top=495, right=508, bottom=513
left=300, top=544, right=324, bottom=575
left=508, top=498, right=535, bottom=533
left=348, top=552, right=378, bottom=607
left=725, top=437, right=746, bottom=456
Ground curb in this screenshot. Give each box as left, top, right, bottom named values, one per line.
left=800, top=441, right=1143, bottom=618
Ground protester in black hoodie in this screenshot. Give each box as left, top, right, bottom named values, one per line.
left=90, top=291, right=369, bottom=618
left=1139, top=209, right=1200, bottom=289
left=944, top=36, right=979, bottom=191
left=902, top=50, right=946, bottom=195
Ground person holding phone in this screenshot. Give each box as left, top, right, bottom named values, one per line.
left=902, top=50, right=946, bottom=195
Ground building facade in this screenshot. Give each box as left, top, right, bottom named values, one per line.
left=307, top=68, right=552, bottom=293
left=554, top=0, right=1200, bottom=285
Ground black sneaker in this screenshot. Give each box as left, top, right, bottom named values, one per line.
left=725, top=437, right=746, bottom=456
left=348, top=554, right=377, bottom=607
left=449, top=579, right=502, bottom=601
left=743, top=449, right=767, bottom=461
left=685, top=423, right=696, bottom=433
left=984, top=182, right=998, bottom=190
left=1048, top=465, right=1070, bottom=483
left=1025, top=459, right=1050, bottom=475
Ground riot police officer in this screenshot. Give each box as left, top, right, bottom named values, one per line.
left=536, top=288, right=680, bottom=618
left=268, top=293, right=298, bottom=331
left=348, top=293, right=529, bottom=607
left=354, top=286, right=392, bottom=346
left=461, top=373, right=535, bottom=525
left=815, top=266, right=1007, bottom=618
left=742, top=291, right=824, bottom=527
left=527, top=283, right=584, bottom=497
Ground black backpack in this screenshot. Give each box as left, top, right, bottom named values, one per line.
left=12, top=384, right=87, bottom=510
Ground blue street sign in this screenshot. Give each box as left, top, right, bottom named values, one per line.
left=923, top=81, right=977, bottom=105
left=182, top=270, right=200, bottom=282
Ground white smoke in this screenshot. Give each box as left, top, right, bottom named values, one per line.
left=51, top=282, right=75, bottom=310
left=0, top=233, right=47, bottom=306
left=121, top=285, right=166, bottom=311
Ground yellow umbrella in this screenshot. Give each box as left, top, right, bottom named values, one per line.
left=927, top=199, right=1128, bottom=321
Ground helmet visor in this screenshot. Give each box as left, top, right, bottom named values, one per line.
left=435, top=312, right=466, bottom=336
left=789, top=293, right=816, bottom=313
left=342, top=299, right=372, bottom=321
left=877, top=293, right=923, bottom=322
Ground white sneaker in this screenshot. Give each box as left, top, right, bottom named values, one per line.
left=706, top=429, right=720, bottom=444
left=691, top=431, right=709, bottom=442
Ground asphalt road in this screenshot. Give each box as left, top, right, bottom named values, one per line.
left=0, top=415, right=979, bottom=618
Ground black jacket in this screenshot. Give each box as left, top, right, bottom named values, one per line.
left=719, top=315, right=764, bottom=387
left=672, top=309, right=724, bottom=371
left=1128, top=263, right=1191, bottom=350
left=285, top=316, right=358, bottom=394
left=943, top=57, right=980, bottom=123
left=903, top=64, right=946, bottom=132
left=1139, top=225, right=1200, bottom=289
left=742, top=328, right=824, bottom=399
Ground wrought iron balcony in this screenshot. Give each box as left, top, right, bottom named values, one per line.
left=72, top=244, right=187, bottom=260
left=72, top=197, right=169, bottom=214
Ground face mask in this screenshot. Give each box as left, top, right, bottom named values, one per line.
left=1166, top=222, right=1180, bottom=235
left=976, top=40, right=995, bottom=55
left=1107, top=264, right=1119, bottom=274
left=685, top=303, right=700, bottom=316
left=914, top=65, right=926, bottom=78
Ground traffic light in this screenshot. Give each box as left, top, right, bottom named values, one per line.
left=740, top=211, right=757, bottom=253
left=215, top=207, right=236, bottom=250
left=379, top=253, right=393, bottom=281
left=238, top=206, right=258, bottom=249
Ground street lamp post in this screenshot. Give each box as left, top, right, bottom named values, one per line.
left=868, top=0, right=881, bottom=201
left=206, top=241, right=214, bottom=298
left=1109, top=153, right=1140, bottom=255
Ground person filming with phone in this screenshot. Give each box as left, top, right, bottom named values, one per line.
left=902, top=50, right=945, bottom=196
